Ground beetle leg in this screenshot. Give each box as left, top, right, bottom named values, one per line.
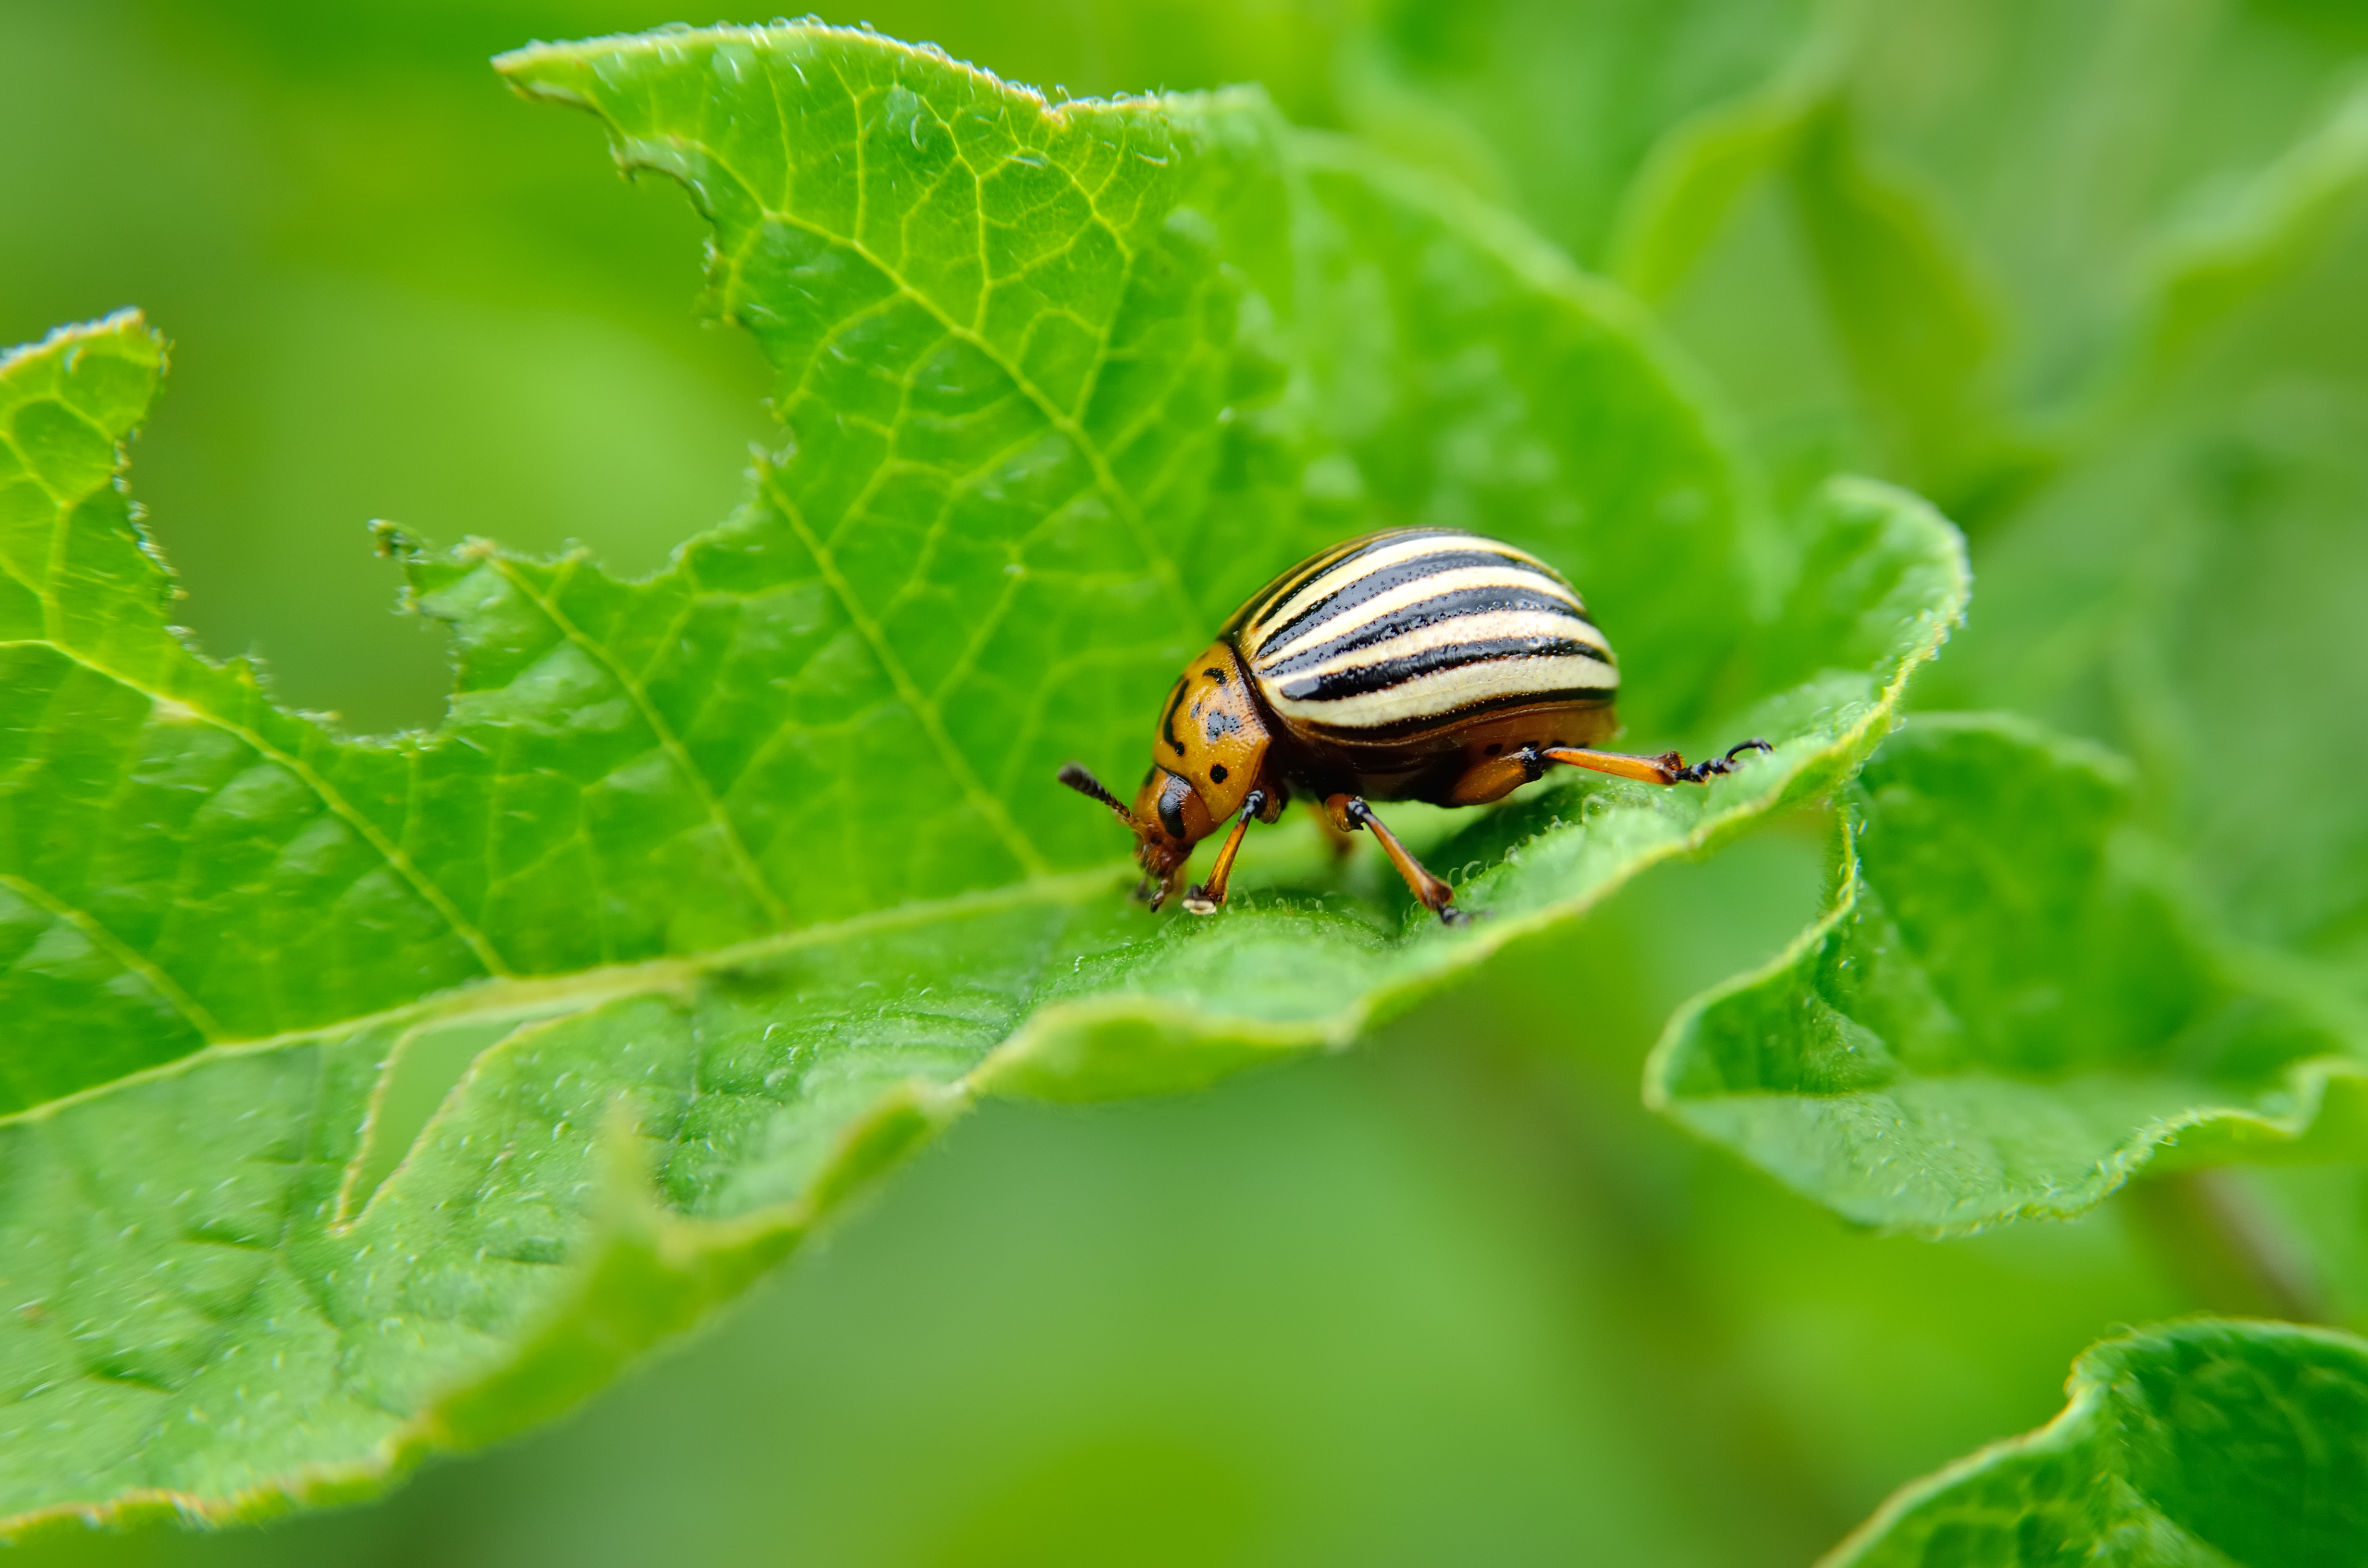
left=1183, top=790, right=1268, bottom=914
left=1672, top=739, right=1776, bottom=783
left=1534, top=738, right=1774, bottom=787
left=1324, top=794, right=1469, bottom=926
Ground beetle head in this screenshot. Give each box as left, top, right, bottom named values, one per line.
left=1056, top=641, right=1272, bottom=910
left=1054, top=760, right=1198, bottom=907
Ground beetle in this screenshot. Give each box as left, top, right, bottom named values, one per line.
left=1056, top=527, right=1771, bottom=925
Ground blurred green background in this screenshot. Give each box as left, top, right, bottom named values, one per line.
left=4, top=1, right=2364, bottom=1562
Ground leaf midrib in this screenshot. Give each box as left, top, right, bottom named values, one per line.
left=4, top=509, right=1960, bottom=1129
left=664, top=47, right=1213, bottom=799
left=0, top=865, right=1127, bottom=1131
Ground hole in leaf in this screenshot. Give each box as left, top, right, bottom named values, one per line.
left=344, top=1014, right=533, bottom=1221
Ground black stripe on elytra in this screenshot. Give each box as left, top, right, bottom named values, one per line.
left=1220, top=529, right=1465, bottom=636
left=1253, top=548, right=1583, bottom=660
left=1259, top=585, right=1601, bottom=679
left=1278, top=635, right=1616, bottom=704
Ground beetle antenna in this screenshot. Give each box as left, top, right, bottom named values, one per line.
left=1057, top=762, right=1140, bottom=827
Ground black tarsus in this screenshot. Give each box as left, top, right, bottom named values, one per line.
left=1673, top=737, right=1774, bottom=785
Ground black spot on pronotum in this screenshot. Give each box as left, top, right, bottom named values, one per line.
left=1203, top=666, right=1226, bottom=684
left=1203, top=708, right=1240, bottom=741
left=1209, top=764, right=1229, bottom=784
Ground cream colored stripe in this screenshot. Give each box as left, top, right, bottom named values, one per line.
left=1253, top=564, right=1591, bottom=662
left=1249, top=535, right=1498, bottom=638
left=1268, top=654, right=1619, bottom=729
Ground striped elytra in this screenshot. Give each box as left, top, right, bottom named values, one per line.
left=1225, top=528, right=1617, bottom=742
left=1057, top=527, right=1771, bottom=923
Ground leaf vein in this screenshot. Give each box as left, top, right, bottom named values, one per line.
left=6, top=641, right=513, bottom=980
left=0, top=872, right=224, bottom=1046
left=692, top=136, right=1202, bottom=641
left=757, top=470, right=1050, bottom=876
left=487, top=558, right=790, bottom=931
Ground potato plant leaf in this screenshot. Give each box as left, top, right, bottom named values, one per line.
left=1825, top=1318, right=2368, bottom=1568
left=1651, top=714, right=2367, bottom=1233
left=0, top=24, right=1965, bottom=1531
left=1612, top=66, right=2035, bottom=527
left=1929, top=121, right=2368, bottom=982
left=1335, top=0, right=1818, bottom=269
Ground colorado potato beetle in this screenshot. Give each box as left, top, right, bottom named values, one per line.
left=1058, top=527, right=1771, bottom=925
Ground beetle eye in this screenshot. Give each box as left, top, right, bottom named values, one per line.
left=1209, top=763, right=1229, bottom=784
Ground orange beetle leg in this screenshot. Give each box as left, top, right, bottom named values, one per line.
left=1182, top=789, right=1268, bottom=914
left=1538, top=739, right=1774, bottom=787
left=1325, top=794, right=1468, bottom=927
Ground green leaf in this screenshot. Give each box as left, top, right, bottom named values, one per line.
left=1337, top=0, right=1821, bottom=270
left=1335, top=4, right=2040, bottom=521
left=1650, top=714, right=2365, bottom=1234
left=0, top=22, right=1966, bottom=1529
left=1816, top=1, right=2368, bottom=419
left=1825, top=1318, right=2368, bottom=1568
left=1603, top=54, right=1829, bottom=306
left=1616, top=70, right=2036, bottom=525
left=2130, top=83, right=2368, bottom=389
left=1926, top=149, right=2368, bottom=977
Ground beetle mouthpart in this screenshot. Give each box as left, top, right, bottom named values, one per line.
left=1058, top=761, right=1144, bottom=828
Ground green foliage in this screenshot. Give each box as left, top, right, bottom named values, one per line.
left=10, top=4, right=2368, bottom=1558
left=1346, top=4, right=2368, bottom=1556
left=1827, top=1319, right=2368, bottom=1568
left=1491, top=0, right=2368, bottom=979
left=0, top=22, right=1967, bottom=1530
left=1653, top=716, right=2366, bottom=1233
left=1929, top=138, right=2368, bottom=970
left=1612, top=71, right=2030, bottom=519
left=1338, top=0, right=1820, bottom=267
